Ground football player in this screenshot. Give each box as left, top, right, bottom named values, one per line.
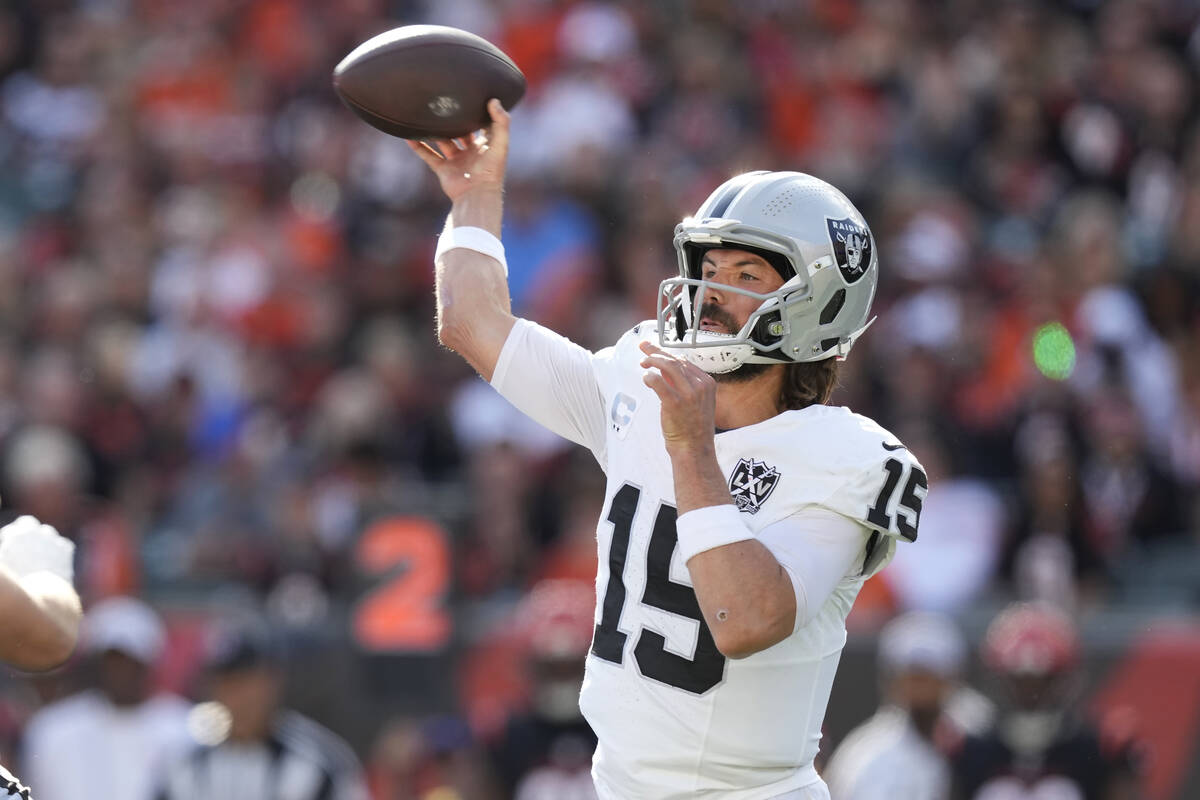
left=0, top=515, right=81, bottom=799
left=824, top=612, right=971, bottom=800
left=949, top=603, right=1142, bottom=800
left=407, top=100, right=925, bottom=799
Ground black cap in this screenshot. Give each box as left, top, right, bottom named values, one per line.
left=204, top=623, right=281, bottom=674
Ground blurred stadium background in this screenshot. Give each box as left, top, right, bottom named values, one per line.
left=0, top=0, right=1197, bottom=797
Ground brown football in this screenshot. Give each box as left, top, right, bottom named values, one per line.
left=333, top=24, right=526, bottom=140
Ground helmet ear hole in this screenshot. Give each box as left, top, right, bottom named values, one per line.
left=819, top=289, right=846, bottom=325
left=751, top=311, right=784, bottom=346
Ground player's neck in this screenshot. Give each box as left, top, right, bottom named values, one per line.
left=713, top=367, right=785, bottom=430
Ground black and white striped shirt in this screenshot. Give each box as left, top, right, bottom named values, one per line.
left=156, top=711, right=368, bottom=800
left=0, top=764, right=31, bottom=799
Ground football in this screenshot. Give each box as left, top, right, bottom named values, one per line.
left=332, top=24, right=526, bottom=140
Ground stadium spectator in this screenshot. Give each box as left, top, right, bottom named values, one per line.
left=156, top=621, right=369, bottom=800
left=367, top=714, right=500, bottom=800
left=948, top=603, right=1142, bottom=800
left=21, top=597, right=192, bottom=800
left=489, top=580, right=597, bottom=799
left=825, top=612, right=983, bottom=800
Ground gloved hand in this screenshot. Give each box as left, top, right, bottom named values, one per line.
left=0, top=516, right=74, bottom=584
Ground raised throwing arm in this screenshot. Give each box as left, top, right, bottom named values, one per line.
left=406, top=99, right=517, bottom=381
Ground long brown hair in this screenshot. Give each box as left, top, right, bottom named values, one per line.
left=779, top=357, right=840, bottom=410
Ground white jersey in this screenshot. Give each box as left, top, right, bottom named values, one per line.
left=823, top=707, right=951, bottom=800
left=491, top=320, right=925, bottom=799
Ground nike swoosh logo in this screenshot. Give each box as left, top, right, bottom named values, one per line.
left=882, top=442, right=905, bottom=451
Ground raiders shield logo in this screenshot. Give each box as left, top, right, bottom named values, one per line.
left=826, top=217, right=873, bottom=284
left=728, top=458, right=781, bottom=514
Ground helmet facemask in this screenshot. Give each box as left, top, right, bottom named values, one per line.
left=657, top=272, right=811, bottom=374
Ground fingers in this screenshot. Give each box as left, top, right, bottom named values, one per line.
left=639, top=343, right=689, bottom=397
left=485, top=98, right=510, bottom=153
left=638, top=341, right=711, bottom=389
left=431, top=138, right=461, bottom=159
left=640, top=352, right=691, bottom=392
left=407, top=139, right=445, bottom=166
left=642, top=367, right=681, bottom=403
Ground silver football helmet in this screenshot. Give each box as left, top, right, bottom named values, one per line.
left=658, top=171, right=878, bottom=373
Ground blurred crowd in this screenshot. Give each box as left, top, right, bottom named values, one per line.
left=0, top=0, right=1197, bottom=797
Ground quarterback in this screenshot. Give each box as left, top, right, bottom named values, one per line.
left=409, top=100, right=925, bottom=799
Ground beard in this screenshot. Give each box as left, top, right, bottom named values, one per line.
left=713, top=361, right=772, bottom=383
left=696, top=302, right=771, bottom=383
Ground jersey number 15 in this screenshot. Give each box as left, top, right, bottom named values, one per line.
left=591, top=484, right=726, bottom=695
left=866, top=457, right=927, bottom=542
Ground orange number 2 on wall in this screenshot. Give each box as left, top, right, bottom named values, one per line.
left=352, top=516, right=452, bottom=653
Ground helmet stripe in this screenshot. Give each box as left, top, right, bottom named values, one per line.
left=700, top=171, right=768, bottom=219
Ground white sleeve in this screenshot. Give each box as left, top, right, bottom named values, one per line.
left=489, top=318, right=607, bottom=463
left=757, top=508, right=871, bottom=632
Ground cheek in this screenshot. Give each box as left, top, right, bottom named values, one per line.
left=728, top=296, right=761, bottom=325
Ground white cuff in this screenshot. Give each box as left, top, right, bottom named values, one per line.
left=435, top=225, right=508, bottom=275
left=675, top=504, right=753, bottom=563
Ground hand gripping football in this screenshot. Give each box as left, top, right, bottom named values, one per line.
left=333, top=24, right=526, bottom=140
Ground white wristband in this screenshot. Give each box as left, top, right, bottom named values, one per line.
left=435, top=226, right=507, bottom=275
left=675, top=504, right=754, bottom=563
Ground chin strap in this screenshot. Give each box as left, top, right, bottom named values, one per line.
left=672, top=335, right=755, bottom=374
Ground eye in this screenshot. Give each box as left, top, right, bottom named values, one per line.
left=741, top=272, right=759, bottom=281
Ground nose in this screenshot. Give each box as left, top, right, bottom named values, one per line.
left=699, top=278, right=727, bottom=305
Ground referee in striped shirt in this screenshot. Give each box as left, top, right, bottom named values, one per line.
left=156, top=623, right=369, bottom=800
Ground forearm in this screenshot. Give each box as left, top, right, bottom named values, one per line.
left=670, top=445, right=796, bottom=658
left=0, top=568, right=80, bottom=671
left=435, top=186, right=516, bottom=379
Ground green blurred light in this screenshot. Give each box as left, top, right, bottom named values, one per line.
left=1032, top=322, right=1076, bottom=381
